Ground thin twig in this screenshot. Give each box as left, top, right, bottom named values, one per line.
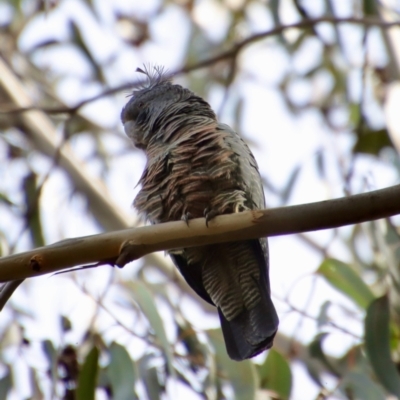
left=178, top=17, right=400, bottom=74
left=1, top=17, right=399, bottom=116
left=0, top=280, right=24, bottom=311
left=279, top=296, right=361, bottom=339
left=77, top=280, right=153, bottom=343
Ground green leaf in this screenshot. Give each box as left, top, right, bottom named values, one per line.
left=363, top=0, right=377, bottom=15
left=340, top=371, right=385, bottom=400
left=207, top=329, right=257, bottom=400
left=317, top=258, right=375, bottom=309
left=29, top=367, right=44, bottom=399
left=42, top=339, right=58, bottom=379
left=60, top=315, right=72, bottom=333
left=0, top=368, right=12, bottom=399
left=385, top=220, right=400, bottom=261
left=316, top=300, right=331, bottom=328
left=315, top=149, right=325, bottom=179
left=281, top=165, right=301, bottom=204
left=0, top=193, right=14, bottom=206
left=76, top=346, right=99, bottom=400
left=353, top=128, right=393, bottom=155
left=127, top=281, right=174, bottom=375
left=349, top=103, right=361, bottom=126
left=337, top=344, right=371, bottom=376
left=309, top=333, right=340, bottom=377
left=42, top=339, right=57, bottom=363
left=138, top=354, right=164, bottom=400
left=23, top=172, right=45, bottom=248
left=365, top=295, right=400, bottom=397
left=259, top=349, right=292, bottom=399
left=108, top=342, right=136, bottom=400
left=382, top=220, right=400, bottom=324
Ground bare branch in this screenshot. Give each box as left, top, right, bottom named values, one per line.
left=179, top=16, right=400, bottom=74
left=1, top=17, right=399, bottom=116
left=0, top=184, right=399, bottom=282
left=0, top=57, right=134, bottom=231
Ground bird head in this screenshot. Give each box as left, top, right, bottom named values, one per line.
left=121, top=66, right=216, bottom=150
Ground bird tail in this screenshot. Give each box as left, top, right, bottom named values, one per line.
left=218, top=240, right=279, bottom=361
left=218, top=294, right=278, bottom=361
left=171, top=240, right=278, bottom=361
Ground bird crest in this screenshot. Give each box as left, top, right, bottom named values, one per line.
left=133, top=65, right=172, bottom=94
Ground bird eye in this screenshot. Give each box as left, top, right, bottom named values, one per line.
left=138, top=102, right=144, bottom=108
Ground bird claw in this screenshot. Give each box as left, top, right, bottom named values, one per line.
left=181, top=212, right=193, bottom=226
left=204, top=207, right=218, bottom=227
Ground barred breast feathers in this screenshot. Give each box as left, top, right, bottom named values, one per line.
left=134, top=120, right=246, bottom=223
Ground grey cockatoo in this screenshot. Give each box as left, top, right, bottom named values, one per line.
left=121, top=66, right=279, bottom=361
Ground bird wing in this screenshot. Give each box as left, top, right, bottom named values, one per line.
left=169, top=124, right=278, bottom=360
left=217, top=123, right=266, bottom=210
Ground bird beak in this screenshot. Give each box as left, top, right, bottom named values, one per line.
left=123, top=120, right=137, bottom=140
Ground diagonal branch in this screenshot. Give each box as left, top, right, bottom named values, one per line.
left=179, top=16, right=400, bottom=74
left=0, top=56, right=134, bottom=231
left=1, top=17, right=400, bottom=116
left=0, top=183, right=399, bottom=282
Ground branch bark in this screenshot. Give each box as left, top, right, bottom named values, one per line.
left=0, top=184, right=399, bottom=282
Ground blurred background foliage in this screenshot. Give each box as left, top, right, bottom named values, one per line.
left=1, top=0, right=400, bottom=399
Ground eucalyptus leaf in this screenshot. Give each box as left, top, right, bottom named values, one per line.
left=363, top=0, right=377, bottom=15
left=207, top=329, right=257, bottom=400
left=60, top=315, right=72, bottom=333
left=309, top=333, right=340, bottom=377
left=281, top=165, right=301, bottom=204
left=365, top=295, right=400, bottom=397
left=339, top=371, right=385, bottom=400
left=128, top=281, right=174, bottom=375
left=383, top=220, right=400, bottom=323
left=138, top=354, right=164, bottom=400
left=317, top=258, right=374, bottom=309
left=259, top=349, right=292, bottom=399
left=23, top=172, right=45, bottom=248
left=29, top=366, right=44, bottom=399
left=76, top=346, right=99, bottom=400
left=316, top=300, right=331, bottom=328
left=353, top=128, right=393, bottom=155
left=0, top=368, right=11, bottom=400
left=108, top=342, right=136, bottom=400
left=42, top=339, right=58, bottom=379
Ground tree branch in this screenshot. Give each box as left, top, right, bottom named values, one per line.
left=1, top=17, right=399, bottom=115
left=0, top=57, right=134, bottom=231
left=179, top=16, right=400, bottom=74
left=0, top=184, right=399, bottom=282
